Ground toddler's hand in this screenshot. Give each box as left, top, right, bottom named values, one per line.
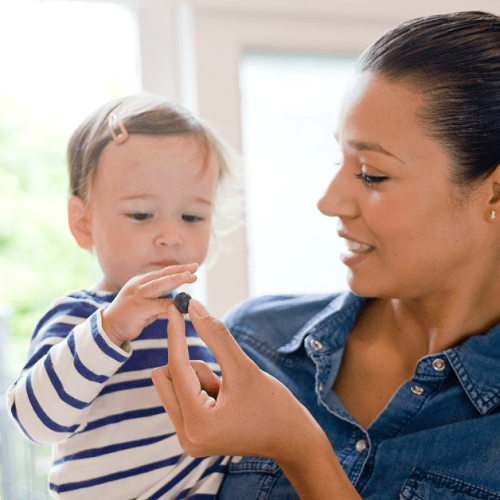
left=101, top=263, right=198, bottom=346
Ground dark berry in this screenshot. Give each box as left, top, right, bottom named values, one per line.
left=174, top=292, right=192, bottom=314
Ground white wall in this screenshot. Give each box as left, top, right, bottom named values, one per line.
left=70, top=0, right=500, bottom=317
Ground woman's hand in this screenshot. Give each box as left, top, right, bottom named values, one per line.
left=152, top=300, right=362, bottom=500
left=102, top=263, right=198, bottom=346
left=152, top=299, right=314, bottom=459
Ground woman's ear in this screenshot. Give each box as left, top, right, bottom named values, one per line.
left=68, top=196, right=93, bottom=249
left=484, top=165, right=500, bottom=222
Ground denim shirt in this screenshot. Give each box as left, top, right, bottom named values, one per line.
left=216, top=292, right=500, bottom=500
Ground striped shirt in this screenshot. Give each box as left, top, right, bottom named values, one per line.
left=7, top=289, right=228, bottom=499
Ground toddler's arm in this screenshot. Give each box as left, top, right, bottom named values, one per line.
left=7, top=264, right=196, bottom=445
left=7, top=300, right=130, bottom=444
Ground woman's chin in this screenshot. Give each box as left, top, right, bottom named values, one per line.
left=345, top=272, right=389, bottom=299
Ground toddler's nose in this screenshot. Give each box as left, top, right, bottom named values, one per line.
left=154, top=223, right=182, bottom=247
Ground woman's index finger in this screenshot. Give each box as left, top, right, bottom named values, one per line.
left=165, top=304, right=203, bottom=402
left=187, top=299, right=254, bottom=377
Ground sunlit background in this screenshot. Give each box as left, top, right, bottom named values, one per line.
left=1, top=0, right=497, bottom=498
left=0, top=3, right=353, bottom=497
left=0, top=3, right=140, bottom=498
left=241, top=53, right=354, bottom=296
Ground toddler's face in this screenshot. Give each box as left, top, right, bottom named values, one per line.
left=85, top=134, right=218, bottom=293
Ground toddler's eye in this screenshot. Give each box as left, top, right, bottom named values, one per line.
left=182, top=214, right=203, bottom=223
left=126, top=212, right=152, bottom=221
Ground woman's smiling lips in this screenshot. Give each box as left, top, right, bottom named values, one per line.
left=338, top=233, right=375, bottom=267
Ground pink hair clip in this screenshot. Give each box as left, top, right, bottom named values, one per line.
left=109, top=114, right=129, bottom=144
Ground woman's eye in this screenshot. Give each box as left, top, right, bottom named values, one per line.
left=126, top=212, right=152, bottom=221
left=355, top=172, right=388, bottom=187
left=182, top=214, right=203, bottom=223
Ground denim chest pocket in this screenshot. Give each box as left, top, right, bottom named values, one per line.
left=400, top=469, right=500, bottom=500
left=227, top=455, right=280, bottom=474
left=217, top=456, right=300, bottom=500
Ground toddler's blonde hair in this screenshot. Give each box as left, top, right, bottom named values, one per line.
left=67, top=94, right=243, bottom=262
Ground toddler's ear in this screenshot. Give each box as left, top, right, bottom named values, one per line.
left=68, top=196, right=93, bottom=249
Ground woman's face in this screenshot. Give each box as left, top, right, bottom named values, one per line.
left=318, top=72, right=488, bottom=299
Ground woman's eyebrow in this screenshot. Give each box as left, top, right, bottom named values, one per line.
left=348, top=140, right=406, bottom=165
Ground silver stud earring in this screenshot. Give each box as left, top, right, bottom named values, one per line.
left=491, top=210, right=497, bottom=220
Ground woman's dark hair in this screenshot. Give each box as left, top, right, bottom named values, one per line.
left=358, top=11, right=500, bottom=188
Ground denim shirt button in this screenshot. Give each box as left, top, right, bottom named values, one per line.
left=355, top=439, right=367, bottom=452
left=432, top=358, right=446, bottom=371
left=318, top=382, right=325, bottom=394
left=310, top=338, right=323, bottom=351
left=411, top=385, right=424, bottom=395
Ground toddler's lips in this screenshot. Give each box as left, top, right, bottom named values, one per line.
left=151, top=260, right=180, bottom=268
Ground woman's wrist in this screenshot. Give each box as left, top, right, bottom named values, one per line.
left=274, top=414, right=361, bottom=500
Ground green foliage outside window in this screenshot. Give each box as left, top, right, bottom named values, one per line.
left=0, top=92, right=100, bottom=349
left=0, top=92, right=100, bottom=499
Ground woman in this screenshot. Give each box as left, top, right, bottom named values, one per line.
left=152, top=11, right=500, bottom=499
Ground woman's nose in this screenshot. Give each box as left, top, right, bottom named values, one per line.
left=317, top=164, right=358, bottom=219
left=154, top=222, right=182, bottom=247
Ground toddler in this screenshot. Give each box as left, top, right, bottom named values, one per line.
left=7, top=94, right=236, bottom=499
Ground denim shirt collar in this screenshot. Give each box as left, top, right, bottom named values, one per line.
left=278, top=291, right=500, bottom=415
left=278, top=292, right=367, bottom=354
left=448, top=325, right=500, bottom=414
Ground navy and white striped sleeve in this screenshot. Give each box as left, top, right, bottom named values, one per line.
left=7, top=294, right=131, bottom=444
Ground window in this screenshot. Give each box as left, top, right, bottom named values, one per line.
left=0, top=2, right=140, bottom=498
left=240, top=52, right=356, bottom=296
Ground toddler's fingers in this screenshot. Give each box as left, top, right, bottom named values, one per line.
left=155, top=262, right=198, bottom=276
left=134, top=263, right=198, bottom=285
left=140, top=271, right=197, bottom=298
